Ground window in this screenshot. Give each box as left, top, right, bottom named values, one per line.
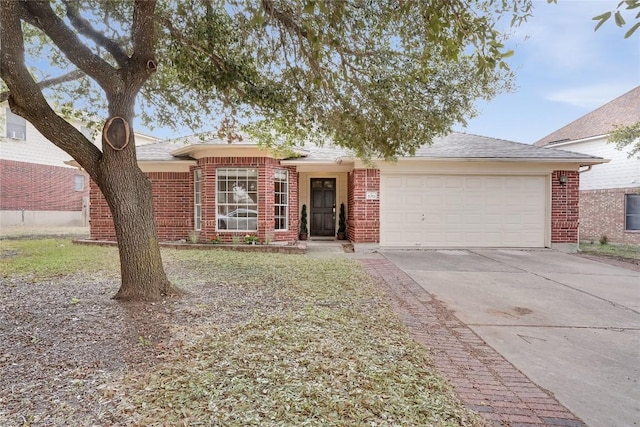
left=5, top=108, right=26, bottom=140
left=194, top=169, right=202, bottom=231
left=217, top=168, right=258, bottom=231
left=73, top=175, right=85, bottom=191
left=625, top=194, right=640, bottom=231
left=274, top=169, right=288, bottom=230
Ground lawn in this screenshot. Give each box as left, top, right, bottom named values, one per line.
left=579, top=241, right=639, bottom=264
left=0, top=239, right=482, bottom=426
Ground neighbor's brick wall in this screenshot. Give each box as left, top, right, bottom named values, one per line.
left=579, top=187, right=640, bottom=245
left=90, top=172, right=192, bottom=241
left=551, top=170, right=579, bottom=243
left=0, top=159, right=88, bottom=211
left=90, top=158, right=299, bottom=243
left=347, top=169, right=380, bottom=243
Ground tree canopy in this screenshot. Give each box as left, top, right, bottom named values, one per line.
left=1, top=0, right=540, bottom=160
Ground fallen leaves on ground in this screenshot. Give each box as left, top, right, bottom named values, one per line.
left=0, top=240, right=484, bottom=426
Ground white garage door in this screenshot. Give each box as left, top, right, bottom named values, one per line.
left=380, top=174, right=547, bottom=247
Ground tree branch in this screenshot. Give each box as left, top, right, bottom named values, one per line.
left=129, top=0, right=157, bottom=83
left=63, top=0, right=130, bottom=68
left=0, top=0, right=101, bottom=176
left=19, top=0, right=119, bottom=92
left=261, top=0, right=309, bottom=38
left=0, top=69, right=85, bottom=103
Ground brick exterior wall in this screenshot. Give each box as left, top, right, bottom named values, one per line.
left=347, top=169, right=380, bottom=243
left=89, top=158, right=298, bottom=244
left=579, top=187, right=640, bottom=245
left=90, top=171, right=192, bottom=241
left=195, top=157, right=298, bottom=243
left=0, top=159, right=88, bottom=211
left=89, top=165, right=587, bottom=247
left=551, top=170, right=580, bottom=243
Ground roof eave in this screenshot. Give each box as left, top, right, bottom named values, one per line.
left=170, top=143, right=307, bottom=159
left=386, top=156, right=608, bottom=165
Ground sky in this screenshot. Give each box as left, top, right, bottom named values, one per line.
left=453, top=0, right=640, bottom=144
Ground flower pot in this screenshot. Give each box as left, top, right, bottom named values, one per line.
left=299, top=233, right=308, bottom=241
left=337, top=232, right=346, bottom=240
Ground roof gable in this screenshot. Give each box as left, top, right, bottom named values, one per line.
left=535, top=86, right=640, bottom=146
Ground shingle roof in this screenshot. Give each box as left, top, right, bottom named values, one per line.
left=412, top=132, right=600, bottom=160
left=535, top=86, right=640, bottom=146
left=136, top=140, right=192, bottom=161
left=135, top=131, right=602, bottom=163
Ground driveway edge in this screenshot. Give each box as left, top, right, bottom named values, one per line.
left=360, top=258, right=587, bottom=427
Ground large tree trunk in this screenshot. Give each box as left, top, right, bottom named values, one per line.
left=96, top=109, right=174, bottom=301
left=1, top=0, right=170, bottom=301
left=97, top=161, right=173, bottom=301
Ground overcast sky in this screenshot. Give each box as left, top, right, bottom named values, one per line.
left=454, top=0, right=640, bottom=144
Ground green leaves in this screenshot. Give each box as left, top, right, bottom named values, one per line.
left=6, top=1, right=535, bottom=160
left=593, top=11, right=612, bottom=32
left=608, top=121, right=640, bottom=158
left=592, top=0, right=640, bottom=37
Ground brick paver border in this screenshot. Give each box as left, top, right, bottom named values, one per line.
left=360, top=258, right=586, bottom=427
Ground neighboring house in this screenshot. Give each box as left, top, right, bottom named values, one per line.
left=535, top=86, right=640, bottom=245
left=0, top=106, right=160, bottom=227
left=88, top=132, right=604, bottom=251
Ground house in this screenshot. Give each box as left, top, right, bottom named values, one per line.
left=535, top=86, right=640, bottom=245
left=88, top=132, right=604, bottom=252
left=0, top=105, right=160, bottom=227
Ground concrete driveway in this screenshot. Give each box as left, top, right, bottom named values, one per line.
left=381, top=249, right=640, bottom=427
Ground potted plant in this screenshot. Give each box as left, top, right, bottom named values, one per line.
left=299, top=204, right=308, bottom=240
left=337, top=203, right=347, bottom=240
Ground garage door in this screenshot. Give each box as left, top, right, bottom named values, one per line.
left=380, top=174, right=547, bottom=247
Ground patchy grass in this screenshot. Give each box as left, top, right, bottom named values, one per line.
left=1, top=240, right=483, bottom=426
left=579, top=241, right=640, bottom=264
left=120, top=250, right=481, bottom=426
left=0, top=238, right=119, bottom=279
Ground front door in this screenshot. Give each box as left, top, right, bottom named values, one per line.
left=310, top=178, right=336, bottom=236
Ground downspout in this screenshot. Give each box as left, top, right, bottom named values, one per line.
left=575, top=165, right=593, bottom=251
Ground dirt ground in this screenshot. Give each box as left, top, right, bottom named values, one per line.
left=0, top=264, right=291, bottom=426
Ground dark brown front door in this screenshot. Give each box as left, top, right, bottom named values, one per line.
left=310, top=178, right=336, bottom=236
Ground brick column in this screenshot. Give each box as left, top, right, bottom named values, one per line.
left=347, top=169, right=380, bottom=243
left=551, top=170, right=579, bottom=245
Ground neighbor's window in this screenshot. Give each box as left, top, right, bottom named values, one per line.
left=625, top=194, right=640, bottom=231
left=274, top=169, right=288, bottom=230
left=5, top=108, right=26, bottom=140
left=73, top=175, right=85, bottom=191
left=216, top=168, right=258, bottom=231
left=194, top=169, right=202, bottom=231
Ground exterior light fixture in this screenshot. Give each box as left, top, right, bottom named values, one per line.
left=559, top=174, right=568, bottom=185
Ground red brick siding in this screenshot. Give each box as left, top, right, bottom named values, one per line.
left=551, top=170, right=580, bottom=243
left=89, top=158, right=298, bottom=243
left=347, top=169, right=380, bottom=243
left=0, top=159, right=88, bottom=211
left=579, top=187, right=640, bottom=245
left=90, top=171, right=192, bottom=241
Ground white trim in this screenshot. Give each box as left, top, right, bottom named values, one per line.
left=543, top=134, right=609, bottom=146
